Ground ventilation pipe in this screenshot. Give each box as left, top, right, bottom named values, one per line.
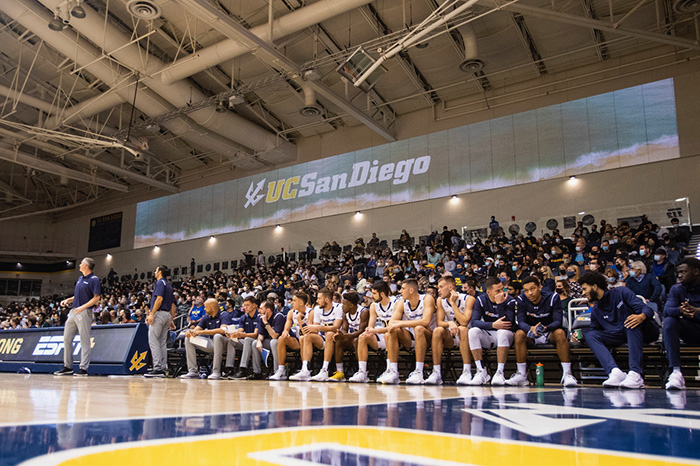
left=0, top=0, right=252, bottom=161
left=299, top=85, right=321, bottom=117
left=161, top=0, right=374, bottom=85
left=458, top=23, right=484, bottom=73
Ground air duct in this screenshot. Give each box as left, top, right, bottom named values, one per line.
left=160, top=0, right=374, bottom=85
left=299, top=85, right=321, bottom=117
left=0, top=0, right=254, bottom=161
left=458, top=23, right=484, bottom=73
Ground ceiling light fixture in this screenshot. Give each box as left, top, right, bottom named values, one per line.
left=215, top=101, right=227, bottom=113
left=48, top=14, right=65, bottom=31
left=71, top=1, right=86, bottom=18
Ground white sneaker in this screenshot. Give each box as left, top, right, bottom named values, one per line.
left=310, top=368, right=329, bottom=382
left=207, top=372, right=222, bottom=380
left=665, top=372, right=686, bottom=390
left=268, top=368, right=287, bottom=381
left=561, top=372, right=578, bottom=388
left=348, top=371, right=370, bottom=383
left=468, top=369, right=491, bottom=386
left=405, top=369, right=425, bottom=385
left=602, top=367, right=626, bottom=388
left=619, top=371, right=644, bottom=389
left=378, top=369, right=400, bottom=385
left=456, top=371, right=472, bottom=385
left=289, top=369, right=312, bottom=381
left=424, top=370, right=443, bottom=385
left=491, top=371, right=506, bottom=386
left=505, top=372, right=529, bottom=386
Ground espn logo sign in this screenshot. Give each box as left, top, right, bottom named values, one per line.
left=32, top=335, right=82, bottom=356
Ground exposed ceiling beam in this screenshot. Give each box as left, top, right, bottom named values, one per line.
left=0, top=126, right=178, bottom=193
left=0, top=145, right=128, bottom=192
left=580, top=0, right=610, bottom=61
left=509, top=12, right=547, bottom=77
left=484, top=1, right=700, bottom=51
left=359, top=5, right=440, bottom=105
left=179, top=0, right=396, bottom=142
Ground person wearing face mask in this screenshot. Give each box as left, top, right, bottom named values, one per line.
left=599, top=240, right=616, bottom=265
left=636, top=244, right=654, bottom=272
left=604, top=269, right=624, bottom=288
left=509, top=260, right=527, bottom=285
left=566, top=266, right=583, bottom=299
left=625, top=261, right=662, bottom=307
left=548, top=246, right=563, bottom=272
left=651, top=248, right=676, bottom=294
left=481, top=257, right=497, bottom=278
left=580, top=271, right=659, bottom=388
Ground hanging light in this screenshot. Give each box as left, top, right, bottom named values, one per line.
left=71, top=0, right=86, bottom=18
left=48, top=13, right=65, bottom=31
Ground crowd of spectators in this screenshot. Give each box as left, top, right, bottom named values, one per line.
left=0, top=213, right=692, bottom=334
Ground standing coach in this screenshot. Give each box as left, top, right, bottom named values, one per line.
left=54, top=257, right=101, bottom=376
left=145, top=265, right=175, bottom=378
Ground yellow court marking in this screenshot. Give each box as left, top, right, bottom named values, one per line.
left=27, top=426, right=700, bottom=466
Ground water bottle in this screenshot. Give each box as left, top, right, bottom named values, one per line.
left=536, top=363, right=544, bottom=387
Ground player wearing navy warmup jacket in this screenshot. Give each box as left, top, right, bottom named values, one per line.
left=507, top=276, right=577, bottom=387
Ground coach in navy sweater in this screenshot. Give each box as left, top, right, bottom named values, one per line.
left=579, top=272, right=659, bottom=389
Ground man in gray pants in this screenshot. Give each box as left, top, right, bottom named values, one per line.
left=144, top=265, right=175, bottom=378
left=54, top=257, right=101, bottom=376
left=180, top=298, right=233, bottom=379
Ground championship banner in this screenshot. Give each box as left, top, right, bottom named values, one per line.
left=135, top=78, right=680, bottom=248
left=0, top=323, right=149, bottom=375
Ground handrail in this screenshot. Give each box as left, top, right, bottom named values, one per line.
left=567, top=298, right=590, bottom=334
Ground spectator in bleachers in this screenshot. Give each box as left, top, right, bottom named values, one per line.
left=426, top=246, right=442, bottom=266
left=626, top=261, right=663, bottom=305
left=468, top=277, right=516, bottom=386
left=579, top=272, right=659, bottom=389
left=652, top=248, right=676, bottom=294
left=604, top=268, right=624, bottom=288
left=398, top=230, right=412, bottom=250
left=669, top=217, right=690, bottom=250
left=663, top=258, right=700, bottom=390
left=566, top=265, right=584, bottom=299
left=489, top=216, right=500, bottom=236
left=187, top=297, right=205, bottom=328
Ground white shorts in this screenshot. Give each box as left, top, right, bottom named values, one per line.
left=531, top=331, right=552, bottom=346
left=404, top=327, right=416, bottom=348
left=468, top=327, right=514, bottom=350
left=375, top=332, right=387, bottom=350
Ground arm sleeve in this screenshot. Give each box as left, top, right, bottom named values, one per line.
left=624, top=287, right=654, bottom=319
left=503, top=299, right=516, bottom=324
left=154, top=280, right=164, bottom=298
left=547, top=294, right=563, bottom=331
left=472, top=298, right=491, bottom=330
left=91, top=277, right=101, bottom=296
left=663, top=285, right=682, bottom=318
left=256, top=317, right=265, bottom=334
left=650, top=276, right=662, bottom=302
left=516, top=297, right=530, bottom=333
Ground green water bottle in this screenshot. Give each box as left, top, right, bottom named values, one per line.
left=536, top=363, right=544, bottom=387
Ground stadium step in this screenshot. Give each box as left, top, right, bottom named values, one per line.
left=687, top=233, right=700, bottom=259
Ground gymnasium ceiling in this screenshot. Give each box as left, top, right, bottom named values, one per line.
left=0, top=0, right=698, bottom=220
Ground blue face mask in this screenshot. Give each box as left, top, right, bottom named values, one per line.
left=654, top=255, right=661, bottom=261
left=602, top=246, right=609, bottom=251
left=629, top=270, right=637, bottom=278
left=639, top=249, right=646, bottom=256
left=512, top=265, right=518, bottom=271
left=607, top=276, right=616, bottom=283
left=566, top=271, right=576, bottom=278
left=499, top=277, right=507, bottom=283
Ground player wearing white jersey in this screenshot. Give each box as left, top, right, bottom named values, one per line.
left=290, top=288, right=343, bottom=381
left=425, top=276, right=474, bottom=385
left=379, top=278, right=436, bottom=384
left=349, top=281, right=395, bottom=383
left=270, top=291, right=312, bottom=380
left=329, top=291, right=369, bottom=381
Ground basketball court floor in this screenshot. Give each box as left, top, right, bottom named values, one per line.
left=1, top=373, right=698, bottom=465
